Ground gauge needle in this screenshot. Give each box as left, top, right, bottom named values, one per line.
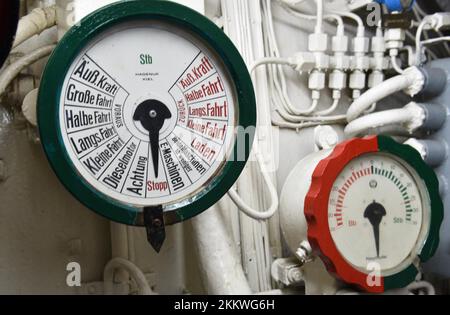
left=133, top=100, right=172, bottom=178
left=364, top=201, right=387, bottom=258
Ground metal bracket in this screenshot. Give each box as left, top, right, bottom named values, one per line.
left=271, top=257, right=304, bottom=287
left=143, top=206, right=166, bottom=253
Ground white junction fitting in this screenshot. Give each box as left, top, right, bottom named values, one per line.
left=0, top=45, right=56, bottom=98
left=103, top=257, right=153, bottom=295
left=370, top=26, right=387, bottom=84
left=13, top=6, right=57, bottom=48
left=344, top=102, right=426, bottom=137
left=191, top=209, right=252, bottom=295
left=346, top=67, right=425, bottom=122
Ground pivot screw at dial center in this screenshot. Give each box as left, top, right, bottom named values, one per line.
left=149, top=110, right=157, bottom=118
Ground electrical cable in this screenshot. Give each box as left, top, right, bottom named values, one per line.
left=227, top=142, right=279, bottom=220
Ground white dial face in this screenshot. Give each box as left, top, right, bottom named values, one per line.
left=328, top=153, right=429, bottom=275
left=59, top=21, right=237, bottom=208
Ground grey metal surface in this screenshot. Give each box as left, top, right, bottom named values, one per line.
left=422, top=58, right=450, bottom=278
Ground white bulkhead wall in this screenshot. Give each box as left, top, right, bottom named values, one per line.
left=0, top=0, right=208, bottom=295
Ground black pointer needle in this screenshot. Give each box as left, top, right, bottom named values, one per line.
left=133, top=100, right=172, bottom=178
left=364, top=201, right=387, bottom=257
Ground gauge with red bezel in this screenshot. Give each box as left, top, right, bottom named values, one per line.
left=305, top=135, right=443, bottom=293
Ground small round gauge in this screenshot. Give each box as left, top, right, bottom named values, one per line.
left=328, top=153, right=427, bottom=273
left=38, top=0, right=256, bottom=228
left=305, top=136, right=443, bottom=293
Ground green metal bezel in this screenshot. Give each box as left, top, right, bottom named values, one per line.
left=377, top=136, right=444, bottom=290
left=38, top=0, right=256, bottom=226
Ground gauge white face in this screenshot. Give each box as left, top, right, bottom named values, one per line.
left=59, top=21, right=237, bottom=208
left=328, top=153, right=429, bottom=275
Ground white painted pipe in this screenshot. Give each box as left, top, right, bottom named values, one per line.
left=110, top=222, right=130, bottom=294
left=0, top=45, right=55, bottom=98
left=227, top=146, right=279, bottom=221
left=191, top=209, right=252, bottom=295
left=346, top=67, right=425, bottom=122
left=103, top=258, right=153, bottom=295
left=13, top=6, right=57, bottom=48
left=110, top=222, right=129, bottom=261
left=344, top=107, right=416, bottom=137
left=407, top=281, right=436, bottom=295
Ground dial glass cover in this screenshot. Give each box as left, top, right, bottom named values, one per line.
left=39, top=1, right=256, bottom=226
left=59, top=21, right=237, bottom=208
left=328, top=153, right=430, bottom=275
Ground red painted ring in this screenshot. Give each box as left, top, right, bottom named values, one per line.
left=305, top=135, right=443, bottom=293
left=305, top=136, right=381, bottom=292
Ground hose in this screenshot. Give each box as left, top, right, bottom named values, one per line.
left=13, top=6, right=57, bottom=48
left=415, top=19, right=433, bottom=65
left=311, top=0, right=323, bottom=34
left=314, top=98, right=340, bottom=116
left=251, top=57, right=323, bottom=116
left=276, top=109, right=346, bottom=122
left=272, top=118, right=345, bottom=131
left=250, top=57, right=293, bottom=73
left=279, top=3, right=345, bottom=36
left=421, top=36, right=450, bottom=46
left=103, top=257, right=153, bottom=295
left=227, top=144, right=279, bottom=220
left=0, top=45, right=55, bottom=98
left=332, top=11, right=365, bottom=37
left=391, top=55, right=405, bottom=74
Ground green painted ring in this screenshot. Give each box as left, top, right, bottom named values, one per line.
left=38, top=0, right=256, bottom=226
left=377, top=136, right=443, bottom=291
